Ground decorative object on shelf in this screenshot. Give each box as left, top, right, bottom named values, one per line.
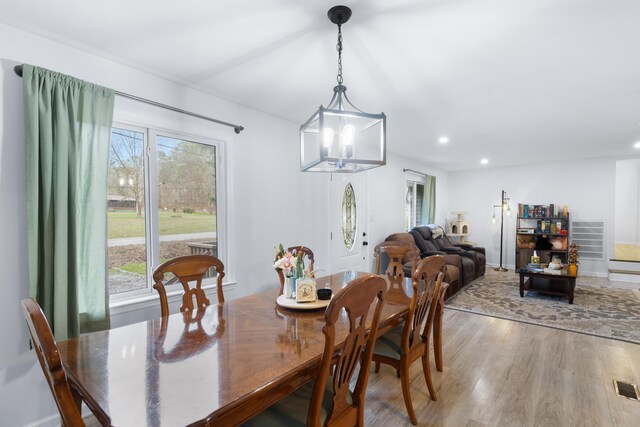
left=534, top=234, right=553, bottom=250
left=491, top=190, right=511, bottom=272
left=569, top=264, right=578, bottom=277
left=273, top=244, right=306, bottom=298
left=549, top=237, right=567, bottom=250
left=568, top=242, right=580, bottom=276
left=300, top=5, right=386, bottom=173
left=548, top=255, right=562, bottom=270
left=448, top=211, right=471, bottom=243
left=531, top=251, right=540, bottom=265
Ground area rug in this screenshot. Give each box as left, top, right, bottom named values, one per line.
left=445, top=271, right=640, bottom=344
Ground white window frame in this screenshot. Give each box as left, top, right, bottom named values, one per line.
left=405, top=175, right=426, bottom=231
left=108, top=121, right=228, bottom=304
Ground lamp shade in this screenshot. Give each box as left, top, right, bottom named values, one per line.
left=300, top=85, right=386, bottom=173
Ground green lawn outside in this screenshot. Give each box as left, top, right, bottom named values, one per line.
left=115, top=259, right=168, bottom=275
left=108, top=210, right=216, bottom=239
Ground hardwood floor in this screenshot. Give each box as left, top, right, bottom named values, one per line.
left=364, top=309, right=640, bottom=426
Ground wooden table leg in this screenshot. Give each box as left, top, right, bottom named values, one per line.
left=568, top=278, right=576, bottom=304
left=519, top=274, right=525, bottom=297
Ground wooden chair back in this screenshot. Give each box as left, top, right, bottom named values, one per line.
left=21, top=298, right=85, bottom=427
left=308, top=274, right=387, bottom=426
left=153, top=254, right=225, bottom=317
left=405, top=255, right=445, bottom=353
left=274, top=246, right=315, bottom=295
left=374, top=242, right=419, bottom=290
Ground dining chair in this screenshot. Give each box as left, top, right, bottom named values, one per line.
left=372, top=255, right=445, bottom=425
left=274, top=246, right=315, bottom=296
left=243, top=274, right=387, bottom=427
left=153, top=254, right=225, bottom=317
left=433, top=280, right=450, bottom=372
left=374, top=242, right=419, bottom=289
left=21, top=298, right=86, bottom=427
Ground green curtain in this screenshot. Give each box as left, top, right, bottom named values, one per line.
left=421, top=175, right=436, bottom=224
left=23, top=65, right=115, bottom=340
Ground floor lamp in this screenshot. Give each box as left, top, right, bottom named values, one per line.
left=491, top=190, right=511, bottom=272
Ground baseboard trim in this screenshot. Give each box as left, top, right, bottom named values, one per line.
left=24, top=414, right=59, bottom=427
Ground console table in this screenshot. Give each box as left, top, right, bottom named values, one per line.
left=518, top=268, right=577, bottom=304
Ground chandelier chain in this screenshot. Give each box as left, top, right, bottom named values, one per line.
left=336, top=23, right=343, bottom=85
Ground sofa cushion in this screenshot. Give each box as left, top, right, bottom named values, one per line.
left=409, top=229, right=440, bottom=254
left=459, top=256, right=476, bottom=286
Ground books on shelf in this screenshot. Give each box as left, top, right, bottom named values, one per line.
left=517, top=203, right=569, bottom=219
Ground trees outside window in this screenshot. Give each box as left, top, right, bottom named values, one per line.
left=107, top=124, right=223, bottom=298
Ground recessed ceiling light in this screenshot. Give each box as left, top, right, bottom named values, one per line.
left=438, top=136, right=449, bottom=144
left=480, top=158, right=489, bottom=165
left=634, top=141, right=640, bottom=149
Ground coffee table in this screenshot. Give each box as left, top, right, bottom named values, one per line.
left=518, top=267, right=577, bottom=304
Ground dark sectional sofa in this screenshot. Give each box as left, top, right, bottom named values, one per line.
left=382, top=224, right=486, bottom=299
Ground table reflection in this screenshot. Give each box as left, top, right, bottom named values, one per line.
left=153, top=305, right=225, bottom=363
left=273, top=306, right=324, bottom=357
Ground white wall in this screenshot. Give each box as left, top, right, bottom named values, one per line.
left=365, top=153, right=450, bottom=270
left=448, top=158, right=617, bottom=276
left=614, top=159, right=639, bottom=244
left=0, top=22, right=331, bottom=426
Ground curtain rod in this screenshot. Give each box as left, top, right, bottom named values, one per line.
left=403, top=168, right=428, bottom=177
left=14, top=65, right=244, bottom=134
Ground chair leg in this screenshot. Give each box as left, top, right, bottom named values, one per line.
left=375, top=361, right=380, bottom=373
left=434, top=302, right=444, bottom=372
left=421, top=347, right=437, bottom=401
left=399, top=359, right=418, bottom=425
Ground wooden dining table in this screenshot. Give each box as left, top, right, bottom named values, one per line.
left=57, top=271, right=412, bottom=426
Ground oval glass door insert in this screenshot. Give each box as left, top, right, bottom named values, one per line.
left=342, top=183, right=357, bottom=250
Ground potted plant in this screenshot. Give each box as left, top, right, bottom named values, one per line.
left=568, top=242, right=580, bottom=276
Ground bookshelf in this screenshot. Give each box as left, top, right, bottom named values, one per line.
left=516, top=203, right=570, bottom=270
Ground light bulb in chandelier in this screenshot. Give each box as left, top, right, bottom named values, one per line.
left=491, top=214, right=497, bottom=225
left=505, top=204, right=512, bottom=216
left=342, top=124, right=355, bottom=158
left=322, top=128, right=334, bottom=157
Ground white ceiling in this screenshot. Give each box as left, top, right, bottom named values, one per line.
left=2, top=0, right=640, bottom=171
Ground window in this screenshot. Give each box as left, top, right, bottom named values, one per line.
left=405, top=173, right=436, bottom=230
left=342, top=183, right=357, bottom=250
left=107, top=124, right=224, bottom=298
left=405, top=180, right=425, bottom=231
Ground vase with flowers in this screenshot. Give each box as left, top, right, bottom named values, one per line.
left=568, top=242, right=580, bottom=276
left=273, top=244, right=306, bottom=298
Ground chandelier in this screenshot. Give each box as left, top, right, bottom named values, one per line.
left=300, top=5, right=387, bottom=173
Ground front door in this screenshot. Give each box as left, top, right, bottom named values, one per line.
left=328, top=173, right=369, bottom=273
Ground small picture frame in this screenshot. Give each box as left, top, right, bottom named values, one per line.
left=296, top=278, right=317, bottom=303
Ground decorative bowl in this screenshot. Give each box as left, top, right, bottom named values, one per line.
left=317, top=288, right=332, bottom=300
